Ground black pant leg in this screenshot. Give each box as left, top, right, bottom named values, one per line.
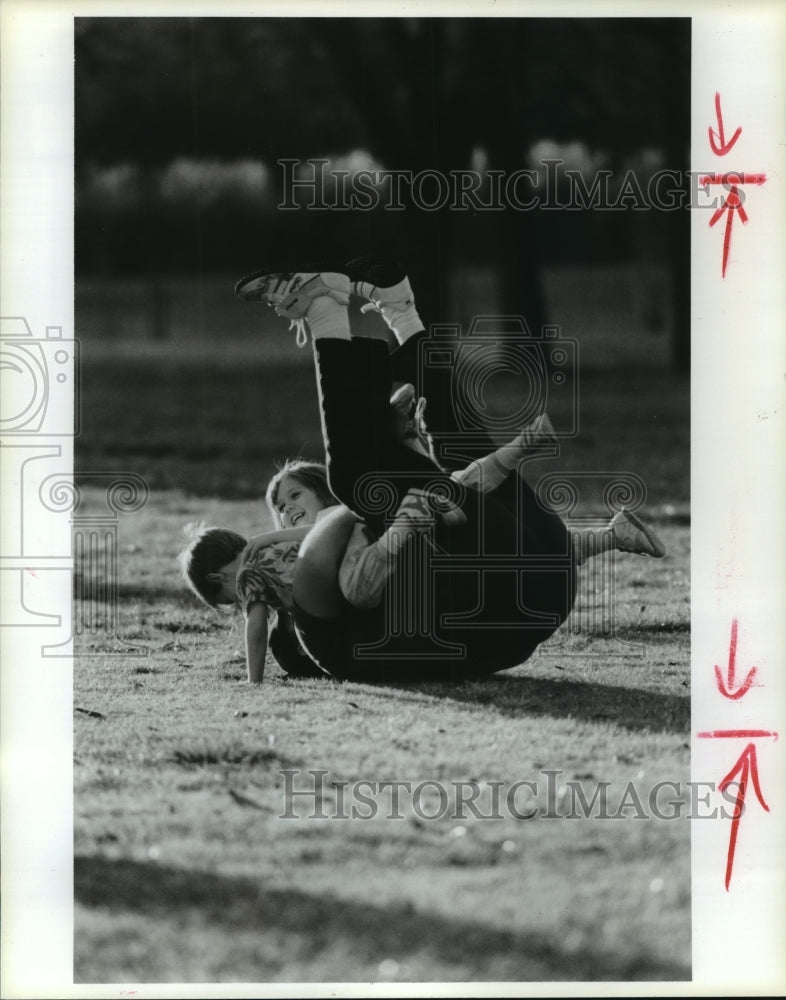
left=312, top=337, right=464, bottom=534
left=390, top=330, right=498, bottom=470
left=433, top=486, right=577, bottom=674
left=307, top=337, right=577, bottom=681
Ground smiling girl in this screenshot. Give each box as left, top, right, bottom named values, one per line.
left=179, top=461, right=347, bottom=681
left=179, top=449, right=460, bottom=682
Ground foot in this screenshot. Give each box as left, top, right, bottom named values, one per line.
left=235, top=269, right=350, bottom=317
left=387, top=487, right=436, bottom=535
left=345, top=254, right=407, bottom=292
left=483, top=413, right=557, bottom=479
left=236, top=255, right=404, bottom=314
left=339, top=480, right=465, bottom=608
left=519, top=412, right=557, bottom=450
left=389, top=383, right=417, bottom=435
left=235, top=267, right=351, bottom=345
left=389, top=384, right=434, bottom=460
left=345, top=254, right=421, bottom=339
left=610, top=509, right=666, bottom=558
left=406, top=396, right=435, bottom=460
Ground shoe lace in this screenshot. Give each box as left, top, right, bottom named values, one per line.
left=360, top=301, right=381, bottom=316
left=288, top=318, right=308, bottom=348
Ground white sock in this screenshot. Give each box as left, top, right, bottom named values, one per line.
left=453, top=454, right=509, bottom=493
left=453, top=426, right=547, bottom=495
left=389, top=309, right=424, bottom=345
left=306, top=296, right=351, bottom=340
left=460, top=417, right=557, bottom=489
left=356, top=277, right=424, bottom=344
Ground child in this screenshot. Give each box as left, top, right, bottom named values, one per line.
left=181, top=429, right=664, bottom=683
left=178, top=454, right=464, bottom=682
left=179, top=461, right=342, bottom=682
left=179, top=457, right=460, bottom=682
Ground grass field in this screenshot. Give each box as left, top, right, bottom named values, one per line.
left=73, top=268, right=690, bottom=984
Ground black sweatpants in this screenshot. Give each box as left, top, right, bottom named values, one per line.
left=293, top=335, right=577, bottom=682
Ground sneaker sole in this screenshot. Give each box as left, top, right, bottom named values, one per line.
left=235, top=262, right=348, bottom=299
left=235, top=255, right=406, bottom=300
left=345, top=255, right=406, bottom=290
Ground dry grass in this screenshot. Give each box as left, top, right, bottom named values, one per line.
left=74, top=489, right=690, bottom=984
left=73, top=270, right=690, bottom=983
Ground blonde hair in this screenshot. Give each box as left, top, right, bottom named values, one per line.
left=265, top=460, right=335, bottom=527
left=178, top=522, right=246, bottom=610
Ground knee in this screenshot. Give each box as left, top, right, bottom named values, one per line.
left=298, top=506, right=358, bottom=574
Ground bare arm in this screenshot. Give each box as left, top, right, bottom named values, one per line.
left=244, top=602, right=269, bottom=683
left=242, top=506, right=347, bottom=562
left=241, top=526, right=311, bottom=567
left=246, top=525, right=311, bottom=548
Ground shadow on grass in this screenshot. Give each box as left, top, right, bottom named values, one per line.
left=374, top=675, right=690, bottom=735
left=74, top=854, right=689, bottom=982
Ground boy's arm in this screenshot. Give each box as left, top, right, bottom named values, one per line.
left=242, top=506, right=347, bottom=562
left=244, top=602, right=269, bottom=683
left=247, top=525, right=311, bottom=547
left=241, top=526, right=310, bottom=565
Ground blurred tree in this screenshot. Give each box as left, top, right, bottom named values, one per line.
left=76, top=17, right=689, bottom=367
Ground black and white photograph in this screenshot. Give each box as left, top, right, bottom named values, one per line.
left=1, top=1, right=784, bottom=996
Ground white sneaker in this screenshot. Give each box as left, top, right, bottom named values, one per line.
left=357, top=274, right=416, bottom=329
left=389, top=385, right=435, bottom=461
left=345, top=255, right=419, bottom=336
left=610, top=509, right=666, bottom=558
left=519, top=412, right=558, bottom=450
left=235, top=269, right=350, bottom=345
left=389, top=383, right=417, bottom=437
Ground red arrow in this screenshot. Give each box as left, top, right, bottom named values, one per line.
left=709, top=187, right=749, bottom=279
left=698, top=729, right=777, bottom=740
left=709, top=92, right=742, bottom=156
left=699, top=173, right=766, bottom=187
left=714, top=618, right=757, bottom=698
left=719, top=742, right=769, bottom=890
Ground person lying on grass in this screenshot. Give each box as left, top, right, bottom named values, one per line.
left=180, top=408, right=665, bottom=684
left=177, top=411, right=556, bottom=682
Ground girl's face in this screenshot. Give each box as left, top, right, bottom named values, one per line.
left=274, top=475, right=326, bottom=528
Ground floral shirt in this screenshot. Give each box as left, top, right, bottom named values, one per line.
left=236, top=539, right=301, bottom=615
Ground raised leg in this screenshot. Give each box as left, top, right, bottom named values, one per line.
left=312, top=336, right=462, bottom=535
